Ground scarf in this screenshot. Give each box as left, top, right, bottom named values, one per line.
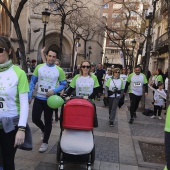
left=0, top=60, right=13, bottom=72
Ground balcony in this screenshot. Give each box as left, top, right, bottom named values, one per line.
left=155, top=32, right=168, bottom=54
left=160, top=0, right=168, bottom=14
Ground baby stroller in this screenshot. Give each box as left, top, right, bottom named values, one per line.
left=57, top=97, right=98, bottom=170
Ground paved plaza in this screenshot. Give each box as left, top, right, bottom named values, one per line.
left=15, top=90, right=165, bottom=170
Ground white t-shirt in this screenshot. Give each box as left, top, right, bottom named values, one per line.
left=127, top=73, right=147, bottom=96
left=120, top=74, right=128, bottom=87
left=0, top=65, right=29, bottom=118
left=70, top=74, right=99, bottom=97
left=154, top=89, right=166, bottom=106
left=106, top=78, right=124, bottom=97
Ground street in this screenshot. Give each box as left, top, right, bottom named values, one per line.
left=15, top=89, right=165, bottom=170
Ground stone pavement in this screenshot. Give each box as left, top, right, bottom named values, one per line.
left=15, top=89, right=166, bottom=170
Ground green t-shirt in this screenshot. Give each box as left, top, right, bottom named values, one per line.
left=70, top=74, right=99, bottom=96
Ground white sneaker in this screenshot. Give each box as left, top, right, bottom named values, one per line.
left=40, top=132, right=44, bottom=141
left=39, top=143, right=48, bottom=153
left=158, top=116, right=162, bottom=120
left=151, top=115, right=156, bottom=119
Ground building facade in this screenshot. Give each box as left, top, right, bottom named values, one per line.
left=1, top=0, right=104, bottom=68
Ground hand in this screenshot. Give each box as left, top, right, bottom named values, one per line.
left=83, top=96, right=88, bottom=100
left=60, top=90, right=64, bottom=97
left=104, top=95, right=108, bottom=98
left=46, top=90, right=54, bottom=97
left=145, top=93, right=148, bottom=97
left=124, top=93, right=126, bottom=96
left=41, top=47, right=45, bottom=53
left=14, top=130, right=25, bottom=147
left=29, top=99, right=32, bottom=104
left=65, top=96, right=70, bottom=101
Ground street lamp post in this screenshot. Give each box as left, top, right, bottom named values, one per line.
left=42, top=8, right=51, bottom=47
left=72, top=34, right=81, bottom=71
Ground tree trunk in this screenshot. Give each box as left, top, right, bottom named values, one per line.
left=59, top=15, right=66, bottom=64
left=14, top=21, right=27, bottom=73
left=84, top=40, right=87, bottom=59
left=141, top=1, right=157, bottom=111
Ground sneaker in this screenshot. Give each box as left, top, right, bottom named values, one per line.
left=151, top=115, right=156, bottom=119
left=134, top=113, right=137, bottom=118
left=129, top=118, right=134, bottom=124
left=158, top=116, right=162, bottom=120
left=39, top=143, right=48, bottom=153
left=40, top=132, right=44, bottom=141
left=110, top=122, right=114, bottom=127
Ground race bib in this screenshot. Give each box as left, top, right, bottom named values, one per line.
left=38, top=84, right=51, bottom=95
left=0, top=97, right=8, bottom=113
left=134, top=82, right=142, bottom=87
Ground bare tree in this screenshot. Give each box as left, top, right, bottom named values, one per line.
left=103, top=0, right=147, bottom=69
left=0, top=0, right=28, bottom=72
left=32, top=0, right=86, bottom=64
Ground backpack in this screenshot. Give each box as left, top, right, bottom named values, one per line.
left=142, top=108, right=154, bottom=116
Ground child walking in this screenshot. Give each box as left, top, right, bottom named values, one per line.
left=151, top=82, right=166, bottom=119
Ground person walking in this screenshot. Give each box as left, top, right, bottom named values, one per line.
left=28, top=49, right=67, bottom=153
left=103, top=68, right=112, bottom=106
left=95, top=63, right=105, bottom=100
left=154, top=68, right=164, bottom=89
left=65, top=60, right=99, bottom=100
left=120, top=67, right=128, bottom=101
left=151, top=82, right=166, bottom=119
left=124, top=65, right=148, bottom=124
left=104, top=68, right=124, bottom=127
left=0, top=36, right=29, bottom=169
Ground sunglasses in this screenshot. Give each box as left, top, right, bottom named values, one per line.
left=81, top=65, right=90, bottom=69
left=0, top=48, right=5, bottom=53
left=114, top=72, right=120, bottom=73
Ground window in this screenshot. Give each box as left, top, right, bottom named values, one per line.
left=103, top=13, right=108, bottom=18
left=112, top=13, right=119, bottom=18
left=103, top=4, right=109, bottom=9
left=113, top=22, right=120, bottom=27
left=113, top=4, right=122, bottom=9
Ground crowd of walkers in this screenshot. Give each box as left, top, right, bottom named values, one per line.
left=0, top=35, right=170, bottom=170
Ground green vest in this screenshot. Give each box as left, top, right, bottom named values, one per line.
left=165, top=106, right=170, bottom=132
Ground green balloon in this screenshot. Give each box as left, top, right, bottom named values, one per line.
left=47, top=95, right=64, bottom=109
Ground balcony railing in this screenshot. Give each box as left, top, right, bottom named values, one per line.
left=160, top=0, right=168, bottom=14
left=155, top=32, right=168, bottom=50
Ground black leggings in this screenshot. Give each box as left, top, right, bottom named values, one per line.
left=32, top=98, right=53, bottom=144
left=129, top=93, right=142, bottom=119
left=0, top=127, right=17, bottom=170
left=154, top=105, right=162, bottom=116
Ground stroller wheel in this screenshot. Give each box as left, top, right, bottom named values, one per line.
left=91, top=145, right=95, bottom=164
left=56, top=141, right=61, bottom=162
